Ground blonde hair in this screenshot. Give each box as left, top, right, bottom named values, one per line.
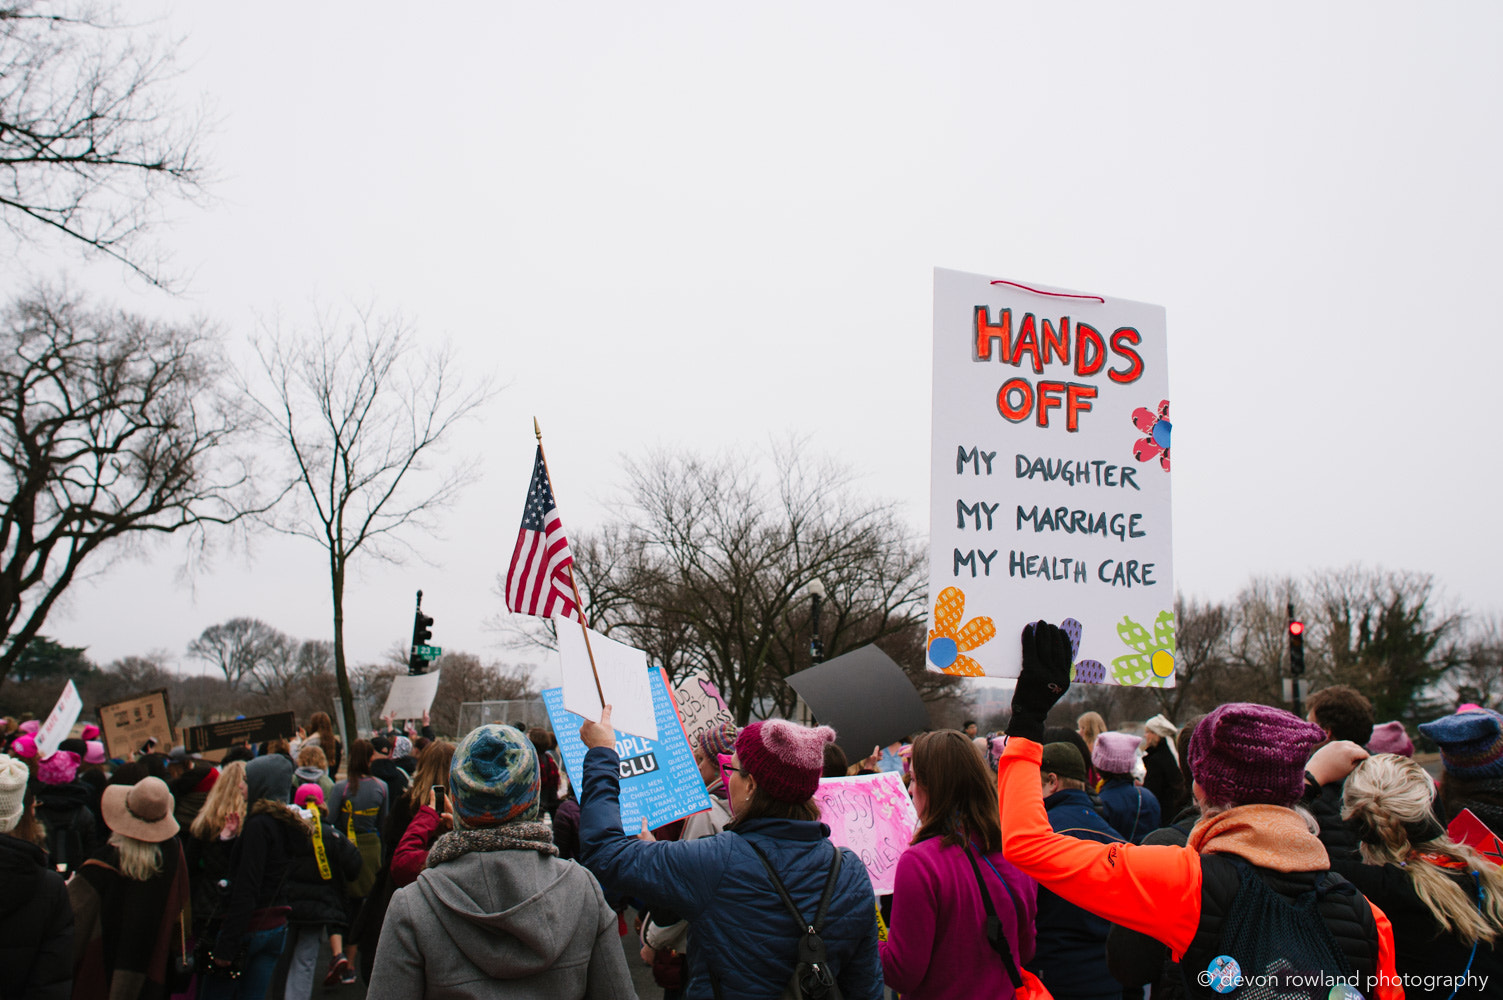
left=1342, top=754, right=1503, bottom=946
left=109, top=831, right=163, bottom=881
left=1077, top=712, right=1107, bottom=750
left=297, top=745, right=327, bottom=769
left=190, top=760, right=247, bottom=840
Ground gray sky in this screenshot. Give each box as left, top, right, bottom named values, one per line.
left=11, top=2, right=1501, bottom=676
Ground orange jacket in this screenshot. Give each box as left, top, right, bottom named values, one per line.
left=998, top=737, right=1402, bottom=1000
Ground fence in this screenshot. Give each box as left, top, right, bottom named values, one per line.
left=456, top=699, right=550, bottom=736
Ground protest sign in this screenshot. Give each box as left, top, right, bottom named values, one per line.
left=1448, top=809, right=1502, bottom=866
left=35, top=680, right=83, bottom=758
left=183, top=712, right=297, bottom=753
left=97, top=690, right=175, bottom=759
left=380, top=671, right=442, bottom=721
left=557, top=623, right=657, bottom=741
left=929, top=268, right=1174, bottom=684
left=813, top=772, right=919, bottom=895
left=543, top=666, right=710, bottom=830
left=672, top=669, right=733, bottom=742
left=785, top=646, right=929, bottom=763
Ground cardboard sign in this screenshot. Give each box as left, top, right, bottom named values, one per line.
left=35, top=680, right=83, bottom=758
left=929, top=268, right=1175, bottom=685
left=813, top=772, right=919, bottom=895
left=543, top=667, right=711, bottom=830
left=97, top=690, right=174, bottom=759
left=183, top=712, right=297, bottom=753
left=672, top=669, right=733, bottom=743
left=1448, top=808, right=1503, bottom=866
left=557, top=623, right=658, bottom=741
left=380, top=671, right=442, bottom=721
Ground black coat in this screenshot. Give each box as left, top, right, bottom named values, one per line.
left=34, top=779, right=98, bottom=876
left=0, top=833, right=72, bottom=1000
left=184, top=830, right=237, bottom=937
left=1306, top=777, right=1362, bottom=864
left=213, top=802, right=306, bottom=958
left=1142, top=740, right=1185, bottom=819
left=286, top=813, right=363, bottom=929
left=1028, top=789, right=1124, bottom=1000
left=371, top=758, right=409, bottom=806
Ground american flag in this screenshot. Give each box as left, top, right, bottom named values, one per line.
left=504, top=447, right=581, bottom=622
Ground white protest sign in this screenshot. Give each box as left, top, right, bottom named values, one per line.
left=557, top=622, right=658, bottom=741
left=672, top=669, right=733, bottom=742
left=380, top=671, right=442, bottom=721
left=35, top=680, right=83, bottom=758
left=928, top=268, right=1174, bottom=685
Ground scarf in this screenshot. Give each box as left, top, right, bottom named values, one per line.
left=426, top=821, right=558, bottom=867
left=1187, top=803, right=1329, bottom=872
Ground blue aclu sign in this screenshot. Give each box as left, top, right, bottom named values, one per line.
left=543, top=667, right=712, bottom=830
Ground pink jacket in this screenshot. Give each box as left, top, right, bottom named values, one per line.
left=390, top=805, right=444, bottom=888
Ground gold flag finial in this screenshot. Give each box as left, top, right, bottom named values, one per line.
left=533, top=416, right=541, bottom=442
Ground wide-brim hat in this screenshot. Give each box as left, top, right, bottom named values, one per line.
left=101, top=776, right=179, bottom=842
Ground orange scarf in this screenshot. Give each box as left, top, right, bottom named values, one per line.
left=1188, top=804, right=1329, bottom=872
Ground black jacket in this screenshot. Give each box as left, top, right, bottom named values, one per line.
left=1028, top=789, right=1124, bottom=1000
left=1306, top=777, right=1362, bottom=863
left=286, top=811, right=363, bottom=929
left=184, top=830, right=237, bottom=938
left=214, top=802, right=307, bottom=958
left=0, top=833, right=72, bottom=1000
left=371, top=758, right=409, bottom=805
left=1142, top=741, right=1185, bottom=820
left=34, top=779, right=97, bottom=876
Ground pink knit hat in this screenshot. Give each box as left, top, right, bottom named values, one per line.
left=10, top=735, right=37, bottom=759
left=84, top=741, right=106, bottom=765
left=1092, top=732, right=1141, bottom=775
left=18, top=721, right=39, bottom=736
left=735, top=720, right=836, bottom=803
left=38, top=750, right=81, bottom=785
left=1366, top=721, right=1414, bottom=758
left=80, top=724, right=101, bottom=741
left=294, top=782, right=325, bottom=809
left=1189, top=703, right=1326, bottom=807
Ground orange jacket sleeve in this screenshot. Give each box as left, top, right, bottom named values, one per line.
left=999, top=736, right=1204, bottom=958
left=1366, top=902, right=1403, bottom=1000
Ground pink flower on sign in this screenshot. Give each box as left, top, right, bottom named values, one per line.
left=1131, top=400, right=1171, bottom=471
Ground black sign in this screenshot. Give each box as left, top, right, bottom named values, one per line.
left=183, top=712, right=297, bottom=753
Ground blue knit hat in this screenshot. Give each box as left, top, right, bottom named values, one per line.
left=1419, top=709, right=1503, bottom=780
left=450, top=725, right=540, bottom=827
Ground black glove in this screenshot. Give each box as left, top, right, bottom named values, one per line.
left=1006, top=620, right=1074, bottom=742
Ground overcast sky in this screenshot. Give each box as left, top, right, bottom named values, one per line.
left=10, top=2, right=1500, bottom=679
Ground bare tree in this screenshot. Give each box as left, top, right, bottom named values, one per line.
left=185, top=617, right=286, bottom=691
left=0, top=1, right=209, bottom=286
left=508, top=442, right=945, bottom=725
left=240, top=306, right=494, bottom=750
left=0, top=287, right=256, bottom=688
left=1447, top=613, right=1503, bottom=710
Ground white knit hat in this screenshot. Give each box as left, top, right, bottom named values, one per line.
left=0, top=754, right=27, bottom=832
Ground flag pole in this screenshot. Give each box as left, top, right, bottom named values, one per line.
left=534, top=417, right=608, bottom=713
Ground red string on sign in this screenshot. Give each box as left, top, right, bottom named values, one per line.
left=990, top=279, right=1105, bottom=304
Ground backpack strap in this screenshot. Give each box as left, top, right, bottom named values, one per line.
left=746, top=839, right=842, bottom=934
left=962, top=844, right=1024, bottom=990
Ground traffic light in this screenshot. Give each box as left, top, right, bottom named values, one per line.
left=1288, top=619, right=1305, bottom=676
left=409, top=590, right=436, bottom=675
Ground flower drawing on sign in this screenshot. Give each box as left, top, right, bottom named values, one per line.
left=1111, top=611, right=1176, bottom=687
left=927, top=586, right=995, bottom=676
left=1131, top=399, right=1171, bottom=471
left=1060, top=617, right=1107, bottom=684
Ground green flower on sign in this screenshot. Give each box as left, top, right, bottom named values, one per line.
left=1111, top=611, right=1176, bottom=687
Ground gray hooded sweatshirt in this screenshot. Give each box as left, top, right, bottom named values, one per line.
left=367, top=835, right=634, bottom=1000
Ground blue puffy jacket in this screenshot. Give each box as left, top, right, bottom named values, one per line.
left=1027, top=788, right=1125, bottom=1000
left=1095, top=778, right=1159, bottom=845
left=579, top=746, right=882, bottom=1000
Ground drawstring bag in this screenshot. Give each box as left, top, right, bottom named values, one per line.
left=1189, top=858, right=1354, bottom=1000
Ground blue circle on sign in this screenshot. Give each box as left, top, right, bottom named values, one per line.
left=927, top=637, right=958, bottom=668
left=1153, top=419, right=1172, bottom=449
left=1207, top=955, right=1241, bottom=994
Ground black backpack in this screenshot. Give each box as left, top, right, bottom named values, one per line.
left=713, top=840, right=845, bottom=1000
left=1188, top=857, right=1358, bottom=1000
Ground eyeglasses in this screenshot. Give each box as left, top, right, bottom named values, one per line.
left=725, top=765, right=752, bottom=779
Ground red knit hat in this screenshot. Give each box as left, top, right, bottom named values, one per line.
left=735, top=720, right=836, bottom=803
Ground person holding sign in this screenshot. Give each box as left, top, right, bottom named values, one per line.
left=880, top=730, right=1039, bottom=1000
left=577, top=708, right=883, bottom=999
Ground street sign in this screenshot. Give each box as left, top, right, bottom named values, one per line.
left=412, top=645, right=442, bottom=658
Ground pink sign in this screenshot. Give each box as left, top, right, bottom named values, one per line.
left=813, top=771, right=919, bottom=895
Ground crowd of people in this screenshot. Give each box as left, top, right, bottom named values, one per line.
left=1, top=622, right=1500, bottom=999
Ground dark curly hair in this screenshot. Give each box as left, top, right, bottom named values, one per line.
left=1306, top=685, right=1375, bottom=745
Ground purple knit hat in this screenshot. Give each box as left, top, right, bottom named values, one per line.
left=1188, top=703, right=1327, bottom=806
left=1366, top=721, right=1414, bottom=758
left=1092, top=732, right=1141, bottom=774
left=735, top=720, right=835, bottom=803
